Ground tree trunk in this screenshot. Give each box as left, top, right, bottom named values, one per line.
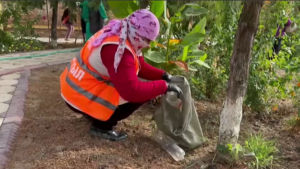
left=50, top=1, right=59, bottom=48
left=0, top=2, right=3, bottom=30
left=218, top=1, right=264, bottom=147
left=139, top=0, right=149, bottom=9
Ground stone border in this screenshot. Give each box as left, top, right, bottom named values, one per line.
left=0, top=60, right=72, bottom=168
left=0, top=70, right=30, bottom=169
left=0, top=60, right=70, bottom=76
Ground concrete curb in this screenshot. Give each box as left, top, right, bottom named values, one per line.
left=0, top=60, right=70, bottom=76
left=0, top=70, right=30, bottom=169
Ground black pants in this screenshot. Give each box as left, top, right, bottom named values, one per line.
left=89, top=9, right=104, bottom=34
left=268, top=37, right=282, bottom=60
left=273, top=37, right=282, bottom=55
left=66, top=102, right=144, bottom=130
left=80, top=18, right=86, bottom=34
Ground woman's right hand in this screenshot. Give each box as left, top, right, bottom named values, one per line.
left=166, top=83, right=183, bottom=99
left=104, top=18, right=109, bottom=25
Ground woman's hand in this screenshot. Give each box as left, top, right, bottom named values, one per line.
left=104, top=18, right=109, bottom=25
left=166, top=83, right=183, bottom=99
left=162, top=72, right=172, bottom=82
left=286, top=23, right=297, bottom=33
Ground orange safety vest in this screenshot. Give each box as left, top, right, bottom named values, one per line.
left=60, top=29, right=140, bottom=121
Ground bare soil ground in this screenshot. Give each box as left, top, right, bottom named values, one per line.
left=5, top=64, right=300, bottom=169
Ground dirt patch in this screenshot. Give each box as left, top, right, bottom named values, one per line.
left=4, top=64, right=300, bottom=169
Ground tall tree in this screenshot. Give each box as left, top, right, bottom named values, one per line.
left=50, top=1, right=59, bottom=47
left=139, top=0, right=149, bottom=9
left=218, top=0, right=264, bottom=147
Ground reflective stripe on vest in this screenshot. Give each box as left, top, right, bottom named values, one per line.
left=75, top=52, right=114, bottom=87
left=64, top=63, right=116, bottom=111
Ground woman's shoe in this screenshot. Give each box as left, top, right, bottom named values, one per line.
left=89, top=126, right=128, bottom=141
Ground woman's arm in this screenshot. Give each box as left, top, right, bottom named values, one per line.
left=101, top=45, right=167, bottom=103
left=285, top=19, right=297, bottom=33
left=138, top=56, right=165, bottom=80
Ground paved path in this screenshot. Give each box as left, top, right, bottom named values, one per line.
left=0, top=48, right=80, bottom=74
left=24, top=37, right=84, bottom=44
left=0, top=48, right=79, bottom=168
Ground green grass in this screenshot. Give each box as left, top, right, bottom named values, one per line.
left=244, top=133, right=278, bottom=169
left=286, top=116, right=298, bottom=127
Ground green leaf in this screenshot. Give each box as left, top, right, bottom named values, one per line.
left=184, top=3, right=202, bottom=8
left=150, top=41, right=156, bottom=49
left=190, top=60, right=210, bottom=69
left=188, top=44, right=199, bottom=52
left=107, top=1, right=138, bottom=18
left=188, top=65, right=198, bottom=72
left=143, top=50, right=166, bottom=63
left=191, top=78, right=200, bottom=84
left=186, top=56, right=197, bottom=60
left=150, top=1, right=164, bottom=18
left=169, top=43, right=179, bottom=51
left=175, top=3, right=200, bottom=17
left=227, top=144, right=233, bottom=151
left=187, top=52, right=207, bottom=61
left=170, top=17, right=183, bottom=23
left=190, top=50, right=206, bottom=57
left=283, top=16, right=289, bottom=25
left=217, top=144, right=230, bottom=154
left=188, top=17, right=206, bottom=43
left=189, top=17, right=206, bottom=35
left=199, top=53, right=207, bottom=62
left=184, top=6, right=209, bottom=17
left=161, top=18, right=169, bottom=26
left=178, top=33, right=205, bottom=46
left=181, top=46, right=189, bottom=61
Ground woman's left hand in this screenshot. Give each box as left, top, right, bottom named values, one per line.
left=162, top=72, right=172, bottom=82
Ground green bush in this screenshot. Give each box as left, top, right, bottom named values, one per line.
left=188, top=1, right=241, bottom=100
left=0, top=38, right=44, bottom=54
left=0, top=30, right=14, bottom=46
left=0, top=1, right=45, bottom=54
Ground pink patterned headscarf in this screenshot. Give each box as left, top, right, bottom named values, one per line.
left=92, top=9, right=160, bottom=73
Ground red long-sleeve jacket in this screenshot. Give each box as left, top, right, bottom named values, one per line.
left=100, top=44, right=168, bottom=103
